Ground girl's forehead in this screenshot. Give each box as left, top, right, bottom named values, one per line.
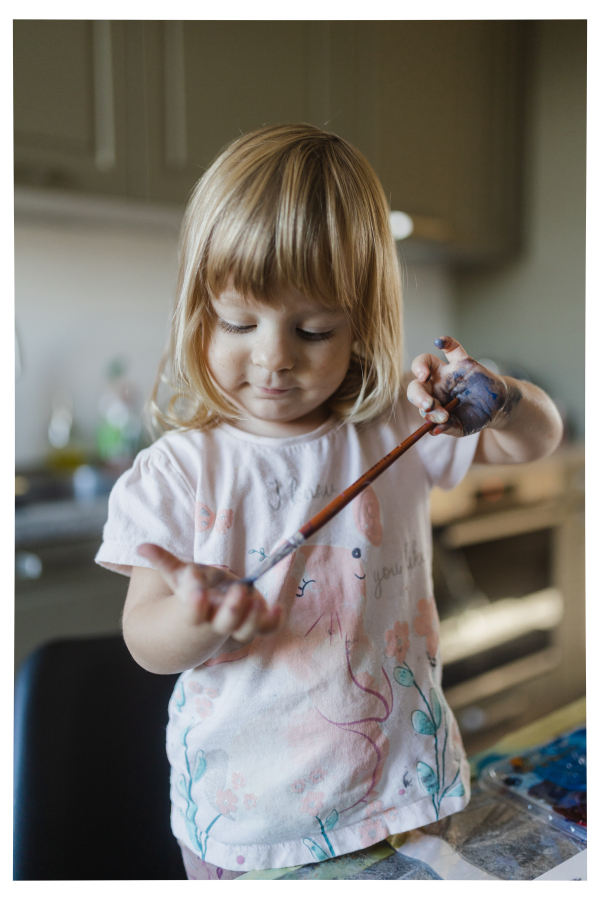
left=212, top=282, right=343, bottom=317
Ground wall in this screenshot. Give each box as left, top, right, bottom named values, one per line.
left=454, top=21, right=586, bottom=439
left=15, top=199, right=180, bottom=469
left=14, top=193, right=457, bottom=469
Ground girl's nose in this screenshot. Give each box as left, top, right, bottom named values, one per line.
left=251, top=330, right=294, bottom=372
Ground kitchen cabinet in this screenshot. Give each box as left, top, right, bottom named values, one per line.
left=140, top=21, right=326, bottom=204
left=14, top=20, right=528, bottom=261
left=375, top=20, right=527, bottom=262
left=13, top=20, right=130, bottom=196
left=15, top=535, right=127, bottom=674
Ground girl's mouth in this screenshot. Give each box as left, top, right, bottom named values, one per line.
left=255, top=386, right=293, bottom=395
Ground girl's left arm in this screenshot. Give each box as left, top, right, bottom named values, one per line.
left=407, top=336, right=564, bottom=465
left=471, top=377, right=563, bottom=464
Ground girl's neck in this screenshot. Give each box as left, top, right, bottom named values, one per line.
left=223, top=404, right=332, bottom=438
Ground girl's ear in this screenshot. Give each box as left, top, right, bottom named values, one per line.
left=352, top=486, right=383, bottom=546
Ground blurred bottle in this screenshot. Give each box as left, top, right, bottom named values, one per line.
left=47, top=390, right=87, bottom=472
left=96, top=357, right=142, bottom=473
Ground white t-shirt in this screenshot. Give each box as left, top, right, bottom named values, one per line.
left=96, top=397, right=479, bottom=872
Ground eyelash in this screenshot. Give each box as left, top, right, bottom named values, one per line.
left=216, top=320, right=335, bottom=342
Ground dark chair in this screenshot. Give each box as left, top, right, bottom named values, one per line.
left=14, top=634, right=187, bottom=880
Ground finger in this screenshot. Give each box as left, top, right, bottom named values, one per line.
left=137, top=543, right=185, bottom=592
left=430, top=416, right=463, bottom=438
left=411, top=352, right=442, bottom=383
left=187, top=592, right=213, bottom=627
left=406, top=377, right=435, bottom=411
left=231, top=598, right=262, bottom=643
left=406, top=379, right=452, bottom=426
left=257, top=603, right=283, bottom=635
left=211, top=583, right=252, bottom=636
left=433, top=336, right=470, bottom=364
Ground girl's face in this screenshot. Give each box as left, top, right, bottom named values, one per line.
left=207, top=281, right=353, bottom=437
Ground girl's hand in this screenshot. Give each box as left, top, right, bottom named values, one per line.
left=407, top=336, right=521, bottom=438
left=137, top=543, right=282, bottom=643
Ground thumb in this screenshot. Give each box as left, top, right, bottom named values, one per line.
left=137, top=543, right=186, bottom=592
left=434, top=335, right=470, bottom=364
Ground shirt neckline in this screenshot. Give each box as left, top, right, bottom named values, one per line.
left=218, top=414, right=340, bottom=446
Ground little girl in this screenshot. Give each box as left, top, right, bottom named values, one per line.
left=96, top=123, right=562, bottom=879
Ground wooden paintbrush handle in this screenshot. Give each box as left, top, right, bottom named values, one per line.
left=240, top=396, right=460, bottom=587
left=299, top=396, right=460, bottom=539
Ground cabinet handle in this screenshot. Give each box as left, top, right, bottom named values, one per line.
left=93, top=21, right=116, bottom=172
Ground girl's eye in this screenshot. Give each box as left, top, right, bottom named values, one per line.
left=216, top=319, right=334, bottom=342
left=217, top=319, right=254, bottom=334
left=297, top=329, right=335, bottom=342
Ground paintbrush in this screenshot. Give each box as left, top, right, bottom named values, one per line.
left=234, top=396, right=460, bottom=588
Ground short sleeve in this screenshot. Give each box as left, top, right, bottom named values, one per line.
left=415, top=430, right=480, bottom=491
left=95, top=449, right=196, bottom=576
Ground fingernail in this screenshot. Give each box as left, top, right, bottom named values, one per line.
left=433, top=410, right=447, bottom=423
left=434, top=337, right=447, bottom=349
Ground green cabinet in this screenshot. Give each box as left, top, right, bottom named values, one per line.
left=14, top=20, right=130, bottom=195
left=140, top=21, right=327, bottom=204
left=14, top=20, right=528, bottom=261
left=375, top=21, right=526, bottom=262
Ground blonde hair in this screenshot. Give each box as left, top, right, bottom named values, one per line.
left=150, top=123, right=403, bottom=433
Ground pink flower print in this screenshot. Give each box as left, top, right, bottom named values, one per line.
left=300, top=791, right=325, bottom=816
left=309, top=766, right=328, bottom=784
left=244, top=793, right=257, bottom=810
left=365, top=799, right=383, bottom=817
left=290, top=779, right=306, bottom=794
left=215, top=788, right=238, bottom=816
left=353, top=485, right=383, bottom=547
left=384, top=620, right=410, bottom=665
left=215, top=509, right=234, bottom=535
left=195, top=502, right=215, bottom=533
left=232, top=772, right=245, bottom=790
left=194, top=696, right=213, bottom=720
left=413, top=598, right=440, bottom=658
left=205, top=686, right=219, bottom=699
left=188, top=681, right=203, bottom=694
left=383, top=807, right=397, bottom=821
left=358, top=816, right=388, bottom=847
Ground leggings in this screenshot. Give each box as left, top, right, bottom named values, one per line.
left=178, top=841, right=248, bottom=880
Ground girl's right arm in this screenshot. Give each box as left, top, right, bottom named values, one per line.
left=122, top=543, right=282, bottom=675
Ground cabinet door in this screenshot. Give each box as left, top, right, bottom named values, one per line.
left=139, top=21, right=336, bottom=204
left=376, top=21, right=526, bottom=260
left=14, top=20, right=129, bottom=195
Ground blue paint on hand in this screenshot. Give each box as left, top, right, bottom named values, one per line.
left=435, top=360, right=521, bottom=437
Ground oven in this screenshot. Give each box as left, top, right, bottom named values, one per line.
left=431, top=445, right=585, bottom=755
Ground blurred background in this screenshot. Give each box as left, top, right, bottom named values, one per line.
left=14, top=19, right=585, bottom=752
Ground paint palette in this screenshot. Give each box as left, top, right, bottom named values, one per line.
left=479, top=727, right=586, bottom=843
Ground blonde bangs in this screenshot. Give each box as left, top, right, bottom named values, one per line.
left=149, top=123, right=404, bottom=435
left=202, top=147, right=351, bottom=314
